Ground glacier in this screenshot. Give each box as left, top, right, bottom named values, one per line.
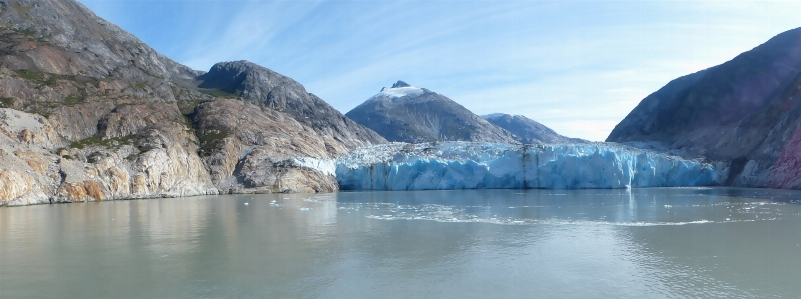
left=327, top=142, right=729, bottom=190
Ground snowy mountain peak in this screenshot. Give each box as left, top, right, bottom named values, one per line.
left=349, top=82, right=519, bottom=144
left=374, top=84, right=425, bottom=98
left=379, top=80, right=415, bottom=93
left=391, top=80, right=411, bottom=88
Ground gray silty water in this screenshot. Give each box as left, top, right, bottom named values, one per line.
left=1, top=188, right=800, bottom=298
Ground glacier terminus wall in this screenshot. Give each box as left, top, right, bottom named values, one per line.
left=331, top=142, right=729, bottom=190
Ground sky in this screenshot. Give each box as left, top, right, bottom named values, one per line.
left=78, top=0, right=801, bottom=141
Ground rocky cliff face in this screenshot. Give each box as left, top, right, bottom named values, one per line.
left=0, top=107, right=217, bottom=205
left=0, top=0, right=385, bottom=206
left=196, top=61, right=385, bottom=149
left=482, top=113, right=584, bottom=144
left=346, top=81, right=519, bottom=144
left=0, top=0, right=219, bottom=205
left=191, top=61, right=386, bottom=193
left=607, top=27, right=801, bottom=189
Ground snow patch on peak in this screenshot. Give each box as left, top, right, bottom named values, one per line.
left=372, top=86, right=425, bottom=99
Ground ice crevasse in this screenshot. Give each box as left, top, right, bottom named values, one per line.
left=320, top=142, right=729, bottom=190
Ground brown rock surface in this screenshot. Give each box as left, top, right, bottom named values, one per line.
left=0, top=0, right=385, bottom=206
left=193, top=99, right=344, bottom=193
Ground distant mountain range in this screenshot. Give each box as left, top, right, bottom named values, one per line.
left=482, top=113, right=585, bottom=144
left=346, top=81, right=573, bottom=145
left=345, top=81, right=518, bottom=143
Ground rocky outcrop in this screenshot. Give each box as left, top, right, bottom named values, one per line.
left=0, top=108, right=64, bottom=205
left=0, top=0, right=222, bottom=206
left=192, top=99, right=342, bottom=193
left=0, top=107, right=217, bottom=206
left=0, top=0, right=386, bottom=206
left=482, top=113, right=585, bottom=144
left=606, top=27, right=801, bottom=189
left=346, top=81, right=519, bottom=144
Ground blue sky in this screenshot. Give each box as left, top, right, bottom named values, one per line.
left=79, top=0, right=801, bottom=141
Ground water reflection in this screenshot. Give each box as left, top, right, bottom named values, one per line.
left=1, top=187, right=800, bottom=298
left=337, top=188, right=800, bottom=226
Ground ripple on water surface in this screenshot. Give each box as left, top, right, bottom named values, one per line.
left=323, top=188, right=801, bottom=227
left=3, top=187, right=801, bottom=299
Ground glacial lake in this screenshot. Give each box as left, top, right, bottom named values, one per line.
left=2, top=188, right=801, bottom=298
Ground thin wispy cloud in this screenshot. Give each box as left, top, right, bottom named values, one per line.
left=80, top=0, right=801, bottom=141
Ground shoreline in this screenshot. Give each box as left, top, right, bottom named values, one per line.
left=6, top=185, right=796, bottom=208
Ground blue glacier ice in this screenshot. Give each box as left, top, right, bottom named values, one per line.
left=331, top=142, right=729, bottom=190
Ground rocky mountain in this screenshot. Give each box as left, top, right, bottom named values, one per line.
left=191, top=61, right=386, bottom=194
left=606, top=27, right=801, bottom=189
left=0, top=0, right=385, bottom=205
left=345, top=81, right=519, bottom=144
left=196, top=61, right=385, bottom=149
left=482, top=113, right=584, bottom=144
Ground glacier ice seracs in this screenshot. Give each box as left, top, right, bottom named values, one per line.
left=327, top=142, right=729, bottom=190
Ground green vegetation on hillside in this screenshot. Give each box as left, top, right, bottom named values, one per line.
left=197, top=129, right=229, bottom=156
left=199, top=88, right=238, bottom=99
left=15, top=69, right=58, bottom=86
left=14, top=27, right=35, bottom=36
left=70, top=134, right=135, bottom=150
left=64, top=93, right=85, bottom=106
left=0, top=97, right=14, bottom=108
left=13, top=6, right=32, bottom=15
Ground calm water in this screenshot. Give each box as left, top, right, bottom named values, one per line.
left=2, top=188, right=801, bottom=298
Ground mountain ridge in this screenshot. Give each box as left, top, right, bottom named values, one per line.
left=482, top=113, right=585, bottom=144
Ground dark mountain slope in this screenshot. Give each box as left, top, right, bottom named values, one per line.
left=607, top=27, right=801, bottom=188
